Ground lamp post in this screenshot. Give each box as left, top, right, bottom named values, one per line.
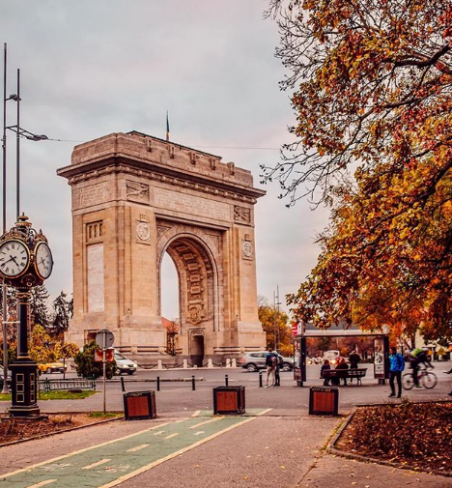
left=6, top=68, right=48, bottom=219
left=1, top=46, right=48, bottom=395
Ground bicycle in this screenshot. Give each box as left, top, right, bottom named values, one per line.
left=402, top=368, right=437, bottom=390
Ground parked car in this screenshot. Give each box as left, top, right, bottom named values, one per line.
left=239, top=351, right=294, bottom=372
left=38, top=362, right=67, bottom=374
left=322, top=350, right=340, bottom=366
left=0, top=365, right=10, bottom=388
left=114, top=351, right=138, bottom=375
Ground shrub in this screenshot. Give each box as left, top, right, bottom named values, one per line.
left=74, top=341, right=117, bottom=379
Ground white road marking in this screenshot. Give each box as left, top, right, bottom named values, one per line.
left=153, top=431, right=166, bottom=436
left=193, top=431, right=204, bottom=436
left=164, top=433, right=180, bottom=440
left=191, top=410, right=200, bottom=417
left=82, top=459, right=111, bottom=470
left=190, top=416, right=224, bottom=429
left=26, top=480, right=57, bottom=488
left=126, top=444, right=149, bottom=453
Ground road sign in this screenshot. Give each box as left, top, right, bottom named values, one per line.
left=95, top=329, right=115, bottom=349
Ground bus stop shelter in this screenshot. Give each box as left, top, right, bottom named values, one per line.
left=293, top=324, right=390, bottom=387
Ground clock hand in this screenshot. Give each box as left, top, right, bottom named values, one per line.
left=1, top=256, right=15, bottom=267
left=9, top=255, right=19, bottom=267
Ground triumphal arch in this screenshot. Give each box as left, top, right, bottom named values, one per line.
left=58, top=131, right=266, bottom=363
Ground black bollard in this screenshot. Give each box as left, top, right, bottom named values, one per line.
left=259, top=371, right=263, bottom=388
left=225, top=374, right=229, bottom=386
left=120, top=376, right=126, bottom=392
left=192, top=375, right=196, bottom=391
left=157, top=376, right=160, bottom=391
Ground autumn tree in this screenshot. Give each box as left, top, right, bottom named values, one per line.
left=28, top=324, right=78, bottom=364
left=258, top=297, right=293, bottom=356
left=264, top=1, right=452, bottom=340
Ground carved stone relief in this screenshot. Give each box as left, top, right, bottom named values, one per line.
left=136, top=221, right=151, bottom=241
left=234, top=205, right=251, bottom=224
left=156, top=225, right=172, bottom=240
left=126, top=180, right=150, bottom=203
left=242, top=241, right=253, bottom=260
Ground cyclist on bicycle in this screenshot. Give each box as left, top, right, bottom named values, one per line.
left=409, top=348, right=433, bottom=387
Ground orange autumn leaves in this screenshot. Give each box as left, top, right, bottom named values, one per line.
left=266, top=1, right=452, bottom=339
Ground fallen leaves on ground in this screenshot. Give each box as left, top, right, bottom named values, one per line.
left=337, top=401, right=452, bottom=473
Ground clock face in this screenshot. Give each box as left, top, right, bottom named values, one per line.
left=0, top=240, right=30, bottom=277
left=35, top=242, right=53, bottom=279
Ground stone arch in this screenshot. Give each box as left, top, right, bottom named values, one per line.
left=60, top=131, right=266, bottom=360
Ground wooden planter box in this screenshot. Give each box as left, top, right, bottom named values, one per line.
left=309, top=387, right=339, bottom=416
left=124, top=390, right=157, bottom=420
left=213, top=386, right=246, bottom=414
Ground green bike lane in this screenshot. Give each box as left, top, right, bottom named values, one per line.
left=0, top=410, right=269, bottom=488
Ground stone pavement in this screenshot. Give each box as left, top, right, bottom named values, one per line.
left=1, top=409, right=452, bottom=488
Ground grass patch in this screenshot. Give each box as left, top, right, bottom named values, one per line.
left=0, top=390, right=96, bottom=401
left=89, top=411, right=123, bottom=419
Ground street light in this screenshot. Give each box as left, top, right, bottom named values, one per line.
left=1, top=46, right=48, bottom=394
left=6, top=126, right=48, bottom=142
left=6, top=68, right=48, bottom=219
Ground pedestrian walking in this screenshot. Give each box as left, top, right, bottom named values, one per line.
left=389, top=346, right=405, bottom=398
left=349, top=350, right=361, bottom=369
left=265, top=347, right=277, bottom=387
left=274, top=354, right=283, bottom=387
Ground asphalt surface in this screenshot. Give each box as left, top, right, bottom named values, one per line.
left=3, top=361, right=450, bottom=416
left=1, top=361, right=452, bottom=488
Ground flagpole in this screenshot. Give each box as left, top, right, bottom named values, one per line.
left=166, top=111, right=170, bottom=142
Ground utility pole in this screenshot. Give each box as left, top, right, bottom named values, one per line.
left=1, top=43, right=8, bottom=394
left=273, top=285, right=282, bottom=352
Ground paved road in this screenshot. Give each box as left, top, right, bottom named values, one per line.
left=1, top=362, right=451, bottom=488
left=7, top=361, right=450, bottom=416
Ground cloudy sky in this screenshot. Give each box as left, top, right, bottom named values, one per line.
left=1, top=0, right=329, bottom=318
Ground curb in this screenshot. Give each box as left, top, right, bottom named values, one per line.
left=326, top=401, right=452, bottom=478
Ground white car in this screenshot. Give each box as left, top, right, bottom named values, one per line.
left=323, top=350, right=340, bottom=365
left=114, top=352, right=138, bottom=375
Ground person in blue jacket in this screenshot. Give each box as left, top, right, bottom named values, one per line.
left=389, top=346, right=405, bottom=398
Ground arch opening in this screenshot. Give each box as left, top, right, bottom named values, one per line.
left=159, top=234, right=218, bottom=362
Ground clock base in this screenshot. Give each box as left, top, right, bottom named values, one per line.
left=9, top=359, right=41, bottom=418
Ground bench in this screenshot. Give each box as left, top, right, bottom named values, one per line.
left=321, top=368, right=367, bottom=385
left=39, top=377, right=96, bottom=392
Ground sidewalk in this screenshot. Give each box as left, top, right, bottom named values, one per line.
left=1, top=410, right=451, bottom=487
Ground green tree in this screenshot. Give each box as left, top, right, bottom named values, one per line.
left=30, top=285, right=51, bottom=328
left=74, top=341, right=117, bottom=379
left=52, top=291, right=71, bottom=336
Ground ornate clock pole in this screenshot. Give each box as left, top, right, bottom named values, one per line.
left=0, top=214, right=53, bottom=417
